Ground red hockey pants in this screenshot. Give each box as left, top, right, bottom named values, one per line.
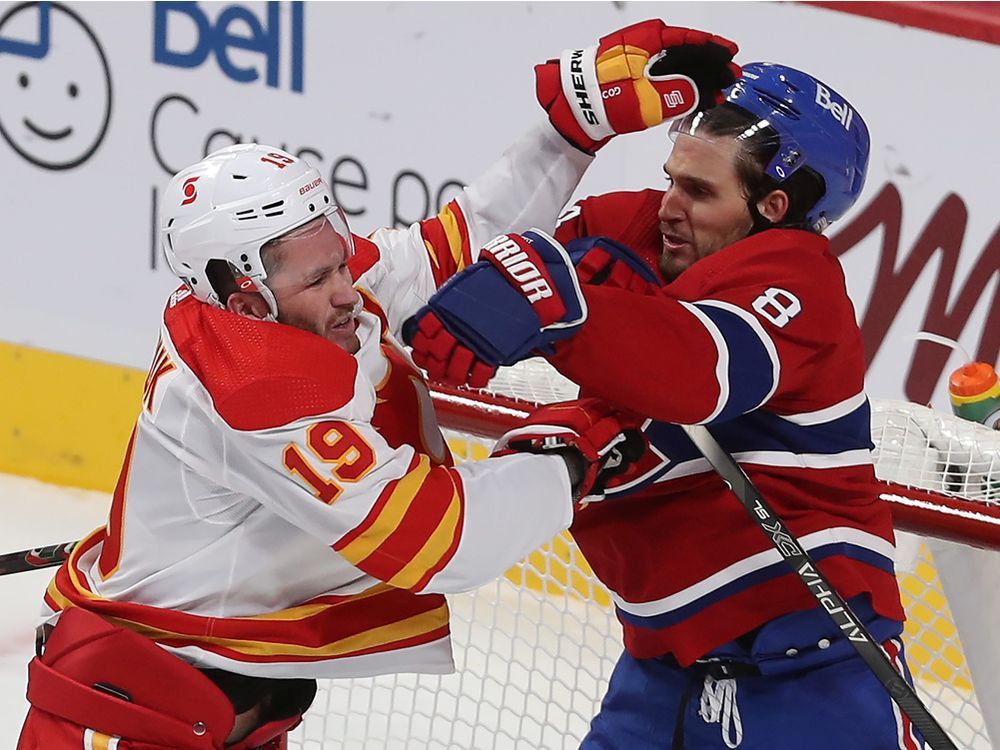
left=18, top=607, right=297, bottom=749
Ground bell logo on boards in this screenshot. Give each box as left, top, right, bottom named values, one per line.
left=154, top=2, right=305, bottom=93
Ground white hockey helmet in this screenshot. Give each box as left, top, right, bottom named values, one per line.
left=160, top=143, right=353, bottom=316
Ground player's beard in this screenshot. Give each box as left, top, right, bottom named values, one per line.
left=325, top=296, right=363, bottom=354
left=658, top=234, right=705, bottom=282
left=325, top=315, right=361, bottom=354
left=658, top=249, right=691, bottom=283
left=658, top=219, right=754, bottom=282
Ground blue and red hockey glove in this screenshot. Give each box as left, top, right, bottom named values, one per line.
left=536, top=19, right=741, bottom=154
left=403, top=230, right=587, bottom=384
left=404, top=234, right=664, bottom=388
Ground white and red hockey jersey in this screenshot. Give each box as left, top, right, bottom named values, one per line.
left=44, top=123, right=592, bottom=679
left=552, top=190, right=905, bottom=666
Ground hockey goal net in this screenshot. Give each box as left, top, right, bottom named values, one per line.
left=290, top=359, right=1000, bottom=749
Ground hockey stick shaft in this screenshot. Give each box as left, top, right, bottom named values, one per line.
left=0, top=541, right=77, bottom=576
left=682, top=424, right=957, bottom=750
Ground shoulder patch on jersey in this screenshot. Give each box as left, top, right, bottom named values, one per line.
left=349, top=235, right=381, bottom=281
left=164, top=298, right=359, bottom=431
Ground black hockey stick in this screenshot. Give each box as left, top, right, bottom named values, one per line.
left=0, top=541, right=77, bottom=576
left=682, top=424, right=957, bottom=750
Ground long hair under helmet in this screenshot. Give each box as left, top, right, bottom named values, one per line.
left=672, top=62, right=871, bottom=233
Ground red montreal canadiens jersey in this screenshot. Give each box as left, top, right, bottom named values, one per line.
left=553, top=191, right=904, bottom=666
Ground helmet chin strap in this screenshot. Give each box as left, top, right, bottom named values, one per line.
left=259, top=285, right=363, bottom=325
left=349, top=295, right=364, bottom=318
left=258, top=283, right=279, bottom=322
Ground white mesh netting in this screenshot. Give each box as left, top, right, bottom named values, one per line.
left=872, top=398, right=1000, bottom=504
left=289, top=360, right=1000, bottom=749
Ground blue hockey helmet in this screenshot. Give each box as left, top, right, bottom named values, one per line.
left=721, top=62, right=870, bottom=232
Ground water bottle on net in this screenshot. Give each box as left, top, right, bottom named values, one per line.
left=949, top=361, right=1000, bottom=430
left=948, top=361, right=1000, bottom=501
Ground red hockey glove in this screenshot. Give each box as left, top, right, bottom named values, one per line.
left=407, top=310, right=498, bottom=388
left=536, top=19, right=741, bottom=153
left=492, top=398, right=647, bottom=502
left=568, top=235, right=664, bottom=293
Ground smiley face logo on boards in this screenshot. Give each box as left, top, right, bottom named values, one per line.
left=0, top=2, right=112, bottom=170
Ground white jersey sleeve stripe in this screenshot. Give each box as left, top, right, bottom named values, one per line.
left=609, top=526, right=895, bottom=616
left=678, top=300, right=730, bottom=424
left=779, top=391, right=869, bottom=426
left=658, top=448, right=875, bottom=482
left=697, top=299, right=781, bottom=411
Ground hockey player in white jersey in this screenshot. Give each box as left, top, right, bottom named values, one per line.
left=17, top=20, right=740, bottom=748
left=17, top=145, right=634, bottom=750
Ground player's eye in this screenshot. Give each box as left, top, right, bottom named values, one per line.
left=686, top=182, right=713, bottom=199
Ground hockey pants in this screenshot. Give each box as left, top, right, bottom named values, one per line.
left=17, top=607, right=312, bottom=749
left=581, top=597, right=926, bottom=750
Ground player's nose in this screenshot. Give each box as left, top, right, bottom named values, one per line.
left=657, top=188, right=684, bottom=224
left=329, top=272, right=359, bottom=309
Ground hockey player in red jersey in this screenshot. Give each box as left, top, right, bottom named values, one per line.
left=17, top=21, right=740, bottom=750
left=407, top=63, right=926, bottom=748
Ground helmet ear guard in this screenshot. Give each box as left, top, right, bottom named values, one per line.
left=202, top=260, right=280, bottom=322
left=159, top=144, right=354, bottom=317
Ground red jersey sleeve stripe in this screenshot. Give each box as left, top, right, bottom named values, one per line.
left=333, top=453, right=425, bottom=553
left=334, top=454, right=466, bottom=588
left=382, top=466, right=464, bottom=590
left=409, top=472, right=465, bottom=591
